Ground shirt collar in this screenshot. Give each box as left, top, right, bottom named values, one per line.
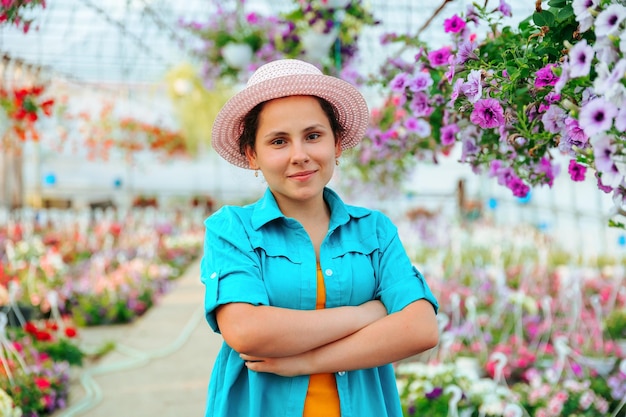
left=250, top=187, right=368, bottom=231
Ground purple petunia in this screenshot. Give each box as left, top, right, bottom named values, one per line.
left=408, top=72, right=433, bottom=92
left=470, top=98, right=505, bottom=129
left=455, top=40, right=478, bottom=65
left=563, top=117, right=590, bottom=147
left=541, top=105, right=567, bottom=133
left=409, top=92, right=434, bottom=117
left=596, top=171, right=614, bottom=193
left=534, top=64, right=559, bottom=88
left=440, top=124, right=460, bottom=146
left=461, top=70, right=482, bottom=103
left=425, top=387, right=444, bottom=399
left=449, top=78, right=464, bottom=106
left=538, top=92, right=562, bottom=113
left=499, top=0, right=512, bottom=17
left=389, top=72, right=410, bottom=93
left=537, top=157, right=559, bottom=187
left=405, top=117, right=432, bottom=138
left=506, top=176, right=530, bottom=197
left=592, top=134, right=623, bottom=187
left=568, top=159, right=587, bottom=182
left=427, top=46, right=453, bottom=67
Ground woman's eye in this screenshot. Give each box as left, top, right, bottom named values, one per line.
left=271, top=138, right=286, bottom=145
left=307, top=133, right=320, bottom=140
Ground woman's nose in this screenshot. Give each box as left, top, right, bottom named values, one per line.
left=290, top=141, right=310, bottom=164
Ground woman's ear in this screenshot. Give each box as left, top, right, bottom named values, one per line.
left=244, top=146, right=259, bottom=170
left=335, top=139, right=343, bottom=159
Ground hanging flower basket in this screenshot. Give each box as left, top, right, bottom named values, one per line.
left=221, top=42, right=254, bottom=70
left=299, top=27, right=339, bottom=63
left=318, top=0, right=352, bottom=9
left=0, top=0, right=46, bottom=33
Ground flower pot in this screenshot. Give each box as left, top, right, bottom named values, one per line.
left=455, top=356, right=482, bottom=379
left=578, top=355, right=617, bottom=376
left=221, top=42, right=254, bottom=70
left=318, top=0, right=352, bottom=9
left=300, top=27, right=339, bottom=63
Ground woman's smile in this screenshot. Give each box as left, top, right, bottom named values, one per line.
left=288, top=170, right=318, bottom=181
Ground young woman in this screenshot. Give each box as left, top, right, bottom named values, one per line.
left=202, top=59, right=439, bottom=417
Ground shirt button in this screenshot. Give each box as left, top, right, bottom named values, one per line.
left=338, top=371, right=345, bottom=376
left=210, top=272, right=217, bottom=279
left=325, top=269, right=333, bottom=277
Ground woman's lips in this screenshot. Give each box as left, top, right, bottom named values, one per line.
left=288, top=170, right=316, bottom=180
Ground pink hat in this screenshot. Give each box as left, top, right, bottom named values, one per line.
left=211, top=59, right=369, bottom=169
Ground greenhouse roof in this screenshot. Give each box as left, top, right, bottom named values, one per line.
left=1, top=0, right=532, bottom=86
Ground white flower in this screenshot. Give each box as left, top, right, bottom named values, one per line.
left=593, top=36, right=619, bottom=65
left=0, top=388, right=22, bottom=417
left=593, top=59, right=626, bottom=104
left=594, top=4, right=626, bottom=37
left=573, top=0, right=600, bottom=32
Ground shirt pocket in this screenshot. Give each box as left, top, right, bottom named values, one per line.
left=328, top=236, right=379, bottom=306
left=257, top=243, right=306, bottom=310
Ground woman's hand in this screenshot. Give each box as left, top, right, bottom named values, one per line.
left=240, top=352, right=311, bottom=377
left=239, top=300, right=387, bottom=377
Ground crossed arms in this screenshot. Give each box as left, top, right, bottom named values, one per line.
left=216, top=298, right=438, bottom=377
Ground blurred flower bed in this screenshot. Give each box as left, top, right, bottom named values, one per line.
left=0, top=206, right=204, bottom=415
left=396, top=216, right=626, bottom=416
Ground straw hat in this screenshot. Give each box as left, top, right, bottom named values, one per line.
left=211, top=59, right=370, bottom=169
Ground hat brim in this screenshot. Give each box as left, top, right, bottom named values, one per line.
left=211, top=73, right=370, bottom=169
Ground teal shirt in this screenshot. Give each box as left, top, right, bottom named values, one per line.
left=201, top=187, right=438, bottom=417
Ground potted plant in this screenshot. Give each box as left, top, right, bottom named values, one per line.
left=0, top=0, right=46, bottom=33
left=279, top=0, right=379, bottom=74
left=605, top=309, right=626, bottom=352
left=179, top=2, right=280, bottom=88
left=345, top=0, right=626, bottom=227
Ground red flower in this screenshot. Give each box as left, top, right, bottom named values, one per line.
left=36, top=330, right=53, bottom=341
left=24, top=322, right=38, bottom=334
left=65, top=327, right=78, bottom=338
left=35, top=377, right=51, bottom=390
left=41, top=98, right=55, bottom=116
left=45, top=321, right=59, bottom=331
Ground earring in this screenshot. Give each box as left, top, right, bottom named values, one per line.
left=335, top=159, right=340, bottom=166
left=254, top=170, right=259, bottom=177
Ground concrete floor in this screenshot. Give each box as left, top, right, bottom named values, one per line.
left=53, top=260, right=222, bottom=417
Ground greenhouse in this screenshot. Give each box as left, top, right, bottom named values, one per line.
left=1, top=0, right=626, bottom=416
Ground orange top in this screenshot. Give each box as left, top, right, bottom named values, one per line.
left=302, top=265, right=341, bottom=417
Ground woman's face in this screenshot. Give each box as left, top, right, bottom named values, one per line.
left=245, top=95, right=342, bottom=210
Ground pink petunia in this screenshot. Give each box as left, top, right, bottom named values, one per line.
left=470, top=98, right=505, bottom=129
left=443, top=15, right=466, bottom=33
left=427, top=46, right=453, bottom=67
left=568, top=159, right=587, bottom=182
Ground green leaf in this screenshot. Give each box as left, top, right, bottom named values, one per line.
left=557, top=6, right=574, bottom=21
left=533, top=10, right=555, bottom=27
left=548, top=0, right=567, bottom=7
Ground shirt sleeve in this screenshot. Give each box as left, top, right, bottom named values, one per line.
left=200, top=208, right=270, bottom=333
left=374, top=213, right=439, bottom=315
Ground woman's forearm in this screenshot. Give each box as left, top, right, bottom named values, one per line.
left=242, top=299, right=438, bottom=376
left=216, top=300, right=387, bottom=357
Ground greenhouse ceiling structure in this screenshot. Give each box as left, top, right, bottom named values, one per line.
left=1, top=0, right=533, bottom=87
